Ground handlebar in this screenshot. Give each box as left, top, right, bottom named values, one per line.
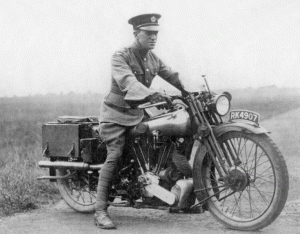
left=138, top=101, right=167, bottom=109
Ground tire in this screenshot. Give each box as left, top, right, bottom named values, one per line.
left=201, top=132, right=289, bottom=231
left=56, top=169, right=97, bottom=213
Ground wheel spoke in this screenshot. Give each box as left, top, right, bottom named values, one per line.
left=231, top=191, right=243, bottom=217
left=89, top=190, right=95, bottom=203
left=228, top=139, right=241, bottom=164
left=250, top=183, right=270, bottom=205
left=241, top=139, right=253, bottom=170
left=256, top=165, right=273, bottom=177
left=248, top=151, right=267, bottom=176
left=243, top=139, right=251, bottom=172
left=220, top=187, right=231, bottom=208
left=246, top=186, right=254, bottom=218
left=79, top=187, right=85, bottom=203
left=244, top=187, right=262, bottom=216
left=255, top=176, right=275, bottom=185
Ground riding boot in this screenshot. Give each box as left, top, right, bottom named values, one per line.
left=94, top=167, right=116, bottom=229
left=94, top=209, right=116, bottom=229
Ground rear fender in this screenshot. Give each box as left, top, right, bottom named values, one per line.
left=193, top=122, right=269, bottom=203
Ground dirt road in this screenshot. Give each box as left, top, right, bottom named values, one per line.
left=1, top=109, right=300, bottom=234
left=1, top=198, right=300, bottom=234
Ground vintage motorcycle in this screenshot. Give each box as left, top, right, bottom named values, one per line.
left=38, top=79, right=289, bottom=231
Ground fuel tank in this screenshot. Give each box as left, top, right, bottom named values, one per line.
left=136, top=108, right=192, bottom=136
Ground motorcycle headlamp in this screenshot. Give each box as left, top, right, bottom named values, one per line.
left=211, top=92, right=231, bottom=116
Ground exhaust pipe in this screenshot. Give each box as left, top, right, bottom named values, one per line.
left=38, top=161, right=103, bottom=170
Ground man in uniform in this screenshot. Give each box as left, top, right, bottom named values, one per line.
left=94, top=13, right=188, bottom=229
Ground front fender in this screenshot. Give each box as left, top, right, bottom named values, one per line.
left=212, top=122, right=269, bottom=138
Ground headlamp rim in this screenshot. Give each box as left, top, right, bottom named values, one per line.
left=213, top=94, right=231, bottom=116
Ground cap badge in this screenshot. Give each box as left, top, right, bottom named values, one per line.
left=151, top=16, right=157, bottom=22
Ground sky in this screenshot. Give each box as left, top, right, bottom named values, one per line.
left=0, top=0, right=299, bottom=97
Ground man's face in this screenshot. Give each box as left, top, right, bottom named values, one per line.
left=135, top=30, right=158, bottom=50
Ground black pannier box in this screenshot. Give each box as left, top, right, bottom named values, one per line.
left=42, top=116, right=101, bottom=160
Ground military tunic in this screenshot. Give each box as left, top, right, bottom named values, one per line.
left=99, top=42, right=183, bottom=126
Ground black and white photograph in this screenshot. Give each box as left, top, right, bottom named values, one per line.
left=0, top=1, right=299, bottom=233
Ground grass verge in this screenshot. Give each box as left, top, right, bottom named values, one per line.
left=0, top=141, right=60, bottom=216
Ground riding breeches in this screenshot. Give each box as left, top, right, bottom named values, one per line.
left=95, top=122, right=129, bottom=211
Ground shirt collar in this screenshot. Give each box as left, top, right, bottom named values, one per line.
left=130, top=41, right=150, bottom=58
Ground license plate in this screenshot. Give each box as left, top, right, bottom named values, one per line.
left=229, top=110, right=260, bottom=125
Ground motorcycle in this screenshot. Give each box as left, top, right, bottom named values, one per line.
left=38, top=78, right=289, bottom=231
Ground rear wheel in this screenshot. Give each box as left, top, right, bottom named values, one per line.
left=201, top=132, right=289, bottom=231
left=56, top=169, right=98, bottom=213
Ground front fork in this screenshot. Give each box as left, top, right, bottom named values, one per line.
left=187, top=94, right=229, bottom=178
left=186, top=94, right=240, bottom=209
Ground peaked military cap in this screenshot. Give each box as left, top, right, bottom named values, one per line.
left=128, top=13, right=161, bottom=31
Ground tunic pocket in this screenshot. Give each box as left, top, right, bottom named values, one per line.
left=150, top=68, right=158, bottom=76
left=130, top=65, right=144, bottom=75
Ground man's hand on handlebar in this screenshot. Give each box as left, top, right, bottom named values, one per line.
left=147, top=92, right=173, bottom=110
left=181, top=89, right=189, bottom=97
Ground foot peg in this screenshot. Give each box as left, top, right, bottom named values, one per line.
left=169, top=206, right=204, bottom=214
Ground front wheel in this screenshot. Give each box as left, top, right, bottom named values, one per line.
left=201, top=132, right=289, bottom=231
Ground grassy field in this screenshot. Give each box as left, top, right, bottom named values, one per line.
left=0, top=93, right=102, bottom=215
left=0, top=88, right=299, bottom=216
